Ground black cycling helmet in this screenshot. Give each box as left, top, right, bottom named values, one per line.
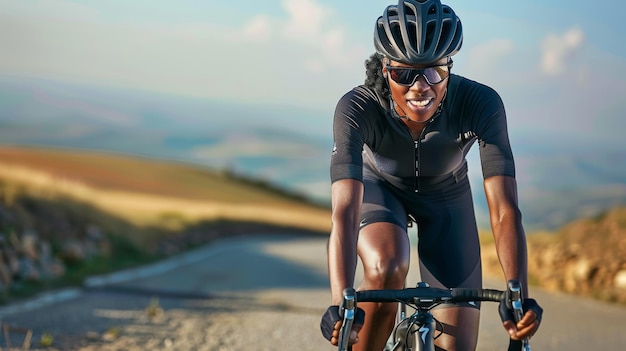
left=374, top=0, right=463, bottom=65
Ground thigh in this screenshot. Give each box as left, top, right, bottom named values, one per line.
left=413, top=184, right=482, bottom=290
left=358, top=175, right=411, bottom=289
left=360, top=171, right=409, bottom=229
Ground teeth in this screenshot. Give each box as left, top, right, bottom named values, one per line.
left=408, top=99, right=431, bottom=107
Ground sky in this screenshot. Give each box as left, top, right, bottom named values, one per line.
left=1, top=0, right=625, bottom=146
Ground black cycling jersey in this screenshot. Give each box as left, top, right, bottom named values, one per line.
left=330, top=74, right=515, bottom=192
left=330, top=74, right=516, bottom=292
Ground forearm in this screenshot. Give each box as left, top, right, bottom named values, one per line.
left=328, top=179, right=363, bottom=304
left=491, top=212, right=529, bottom=295
left=328, top=224, right=359, bottom=304
left=484, top=176, right=530, bottom=296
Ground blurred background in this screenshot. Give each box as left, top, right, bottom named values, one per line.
left=2, top=0, right=625, bottom=231
left=1, top=1, right=625, bottom=349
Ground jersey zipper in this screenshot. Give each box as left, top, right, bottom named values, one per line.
left=402, top=122, right=430, bottom=193
left=414, top=139, right=419, bottom=193
left=392, top=97, right=444, bottom=194
left=414, top=125, right=429, bottom=193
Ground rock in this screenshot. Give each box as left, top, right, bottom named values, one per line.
left=40, top=258, right=66, bottom=279
left=18, top=258, right=40, bottom=282
left=20, top=230, right=39, bottom=260
left=60, top=240, right=86, bottom=263
left=572, top=258, right=596, bottom=282
left=614, top=270, right=626, bottom=289
left=85, top=331, right=101, bottom=342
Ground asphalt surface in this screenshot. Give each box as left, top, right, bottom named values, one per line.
left=0, top=234, right=625, bottom=350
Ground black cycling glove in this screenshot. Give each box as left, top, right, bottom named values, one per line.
left=320, top=305, right=366, bottom=341
left=498, top=298, right=543, bottom=325
left=498, top=298, right=543, bottom=351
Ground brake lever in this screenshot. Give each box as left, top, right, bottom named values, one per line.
left=508, top=280, right=531, bottom=351
left=338, top=288, right=356, bottom=351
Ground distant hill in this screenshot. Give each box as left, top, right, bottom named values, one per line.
left=0, top=145, right=331, bottom=234
left=1, top=75, right=625, bottom=231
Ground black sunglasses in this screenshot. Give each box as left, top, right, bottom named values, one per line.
left=385, top=61, right=453, bottom=86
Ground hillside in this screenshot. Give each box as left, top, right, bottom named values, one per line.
left=482, top=207, right=626, bottom=305
left=0, top=145, right=331, bottom=302
left=0, top=145, right=331, bottom=232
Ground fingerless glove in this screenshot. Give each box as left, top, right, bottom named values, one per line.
left=498, top=298, right=543, bottom=324
left=320, top=305, right=365, bottom=341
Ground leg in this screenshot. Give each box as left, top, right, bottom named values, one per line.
left=431, top=307, right=480, bottom=351
left=354, top=222, right=410, bottom=351
left=416, top=260, right=482, bottom=351
left=421, top=260, right=482, bottom=351
left=411, top=179, right=483, bottom=351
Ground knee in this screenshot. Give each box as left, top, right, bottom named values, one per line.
left=362, top=256, right=409, bottom=289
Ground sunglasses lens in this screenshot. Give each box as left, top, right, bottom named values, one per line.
left=423, top=67, right=447, bottom=84
left=388, top=69, right=416, bottom=85
left=387, top=65, right=449, bottom=86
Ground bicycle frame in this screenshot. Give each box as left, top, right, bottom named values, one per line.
left=387, top=306, right=437, bottom=351
left=386, top=283, right=439, bottom=351
left=337, top=280, right=530, bottom=351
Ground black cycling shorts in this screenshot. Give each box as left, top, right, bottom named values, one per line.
left=359, top=166, right=482, bottom=309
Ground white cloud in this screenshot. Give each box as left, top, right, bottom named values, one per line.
left=463, top=38, right=515, bottom=79
left=541, top=27, right=585, bottom=75
left=215, top=0, right=367, bottom=107
left=235, top=0, right=365, bottom=73
left=282, top=0, right=330, bottom=40
left=242, top=15, right=273, bottom=42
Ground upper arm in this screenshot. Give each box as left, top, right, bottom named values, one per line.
left=331, top=87, right=380, bottom=184
left=468, top=83, right=515, bottom=180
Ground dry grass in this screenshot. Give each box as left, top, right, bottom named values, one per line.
left=0, top=146, right=317, bottom=205
left=0, top=146, right=331, bottom=236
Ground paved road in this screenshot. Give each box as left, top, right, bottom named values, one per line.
left=0, top=234, right=625, bottom=350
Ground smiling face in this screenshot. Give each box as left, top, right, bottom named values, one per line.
left=383, top=57, right=450, bottom=123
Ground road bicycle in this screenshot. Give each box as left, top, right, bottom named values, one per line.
left=337, top=280, right=530, bottom=351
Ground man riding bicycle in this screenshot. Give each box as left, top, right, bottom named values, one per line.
left=321, top=1, right=543, bottom=350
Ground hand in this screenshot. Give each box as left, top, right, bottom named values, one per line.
left=502, top=309, right=539, bottom=340
left=499, top=298, right=543, bottom=341
left=320, top=305, right=365, bottom=346
left=329, top=319, right=363, bottom=346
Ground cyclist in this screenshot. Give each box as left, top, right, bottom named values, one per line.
left=321, top=1, right=542, bottom=350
